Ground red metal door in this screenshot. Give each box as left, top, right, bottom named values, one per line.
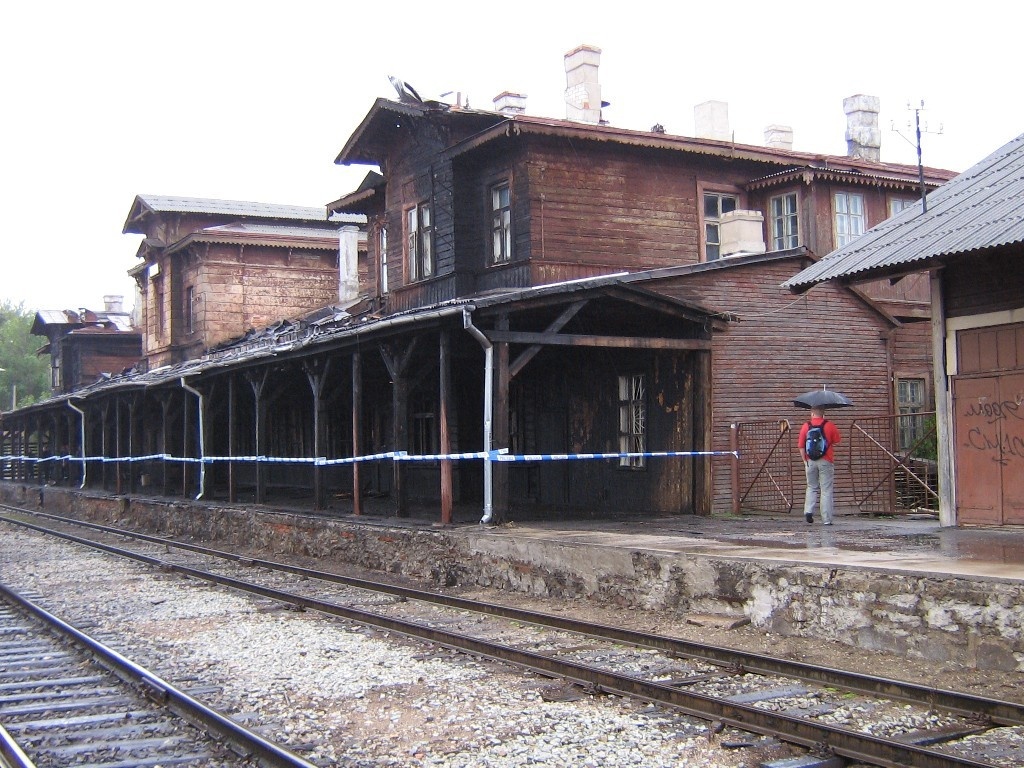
left=999, top=372, right=1024, bottom=524
left=953, top=373, right=1024, bottom=524
left=953, top=376, right=1003, bottom=524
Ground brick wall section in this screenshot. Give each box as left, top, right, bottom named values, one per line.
left=9, top=483, right=1021, bottom=673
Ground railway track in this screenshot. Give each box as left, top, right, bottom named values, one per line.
left=0, top=576, right=320, bottom=768
left=2, top=503, right=1023, bottom=768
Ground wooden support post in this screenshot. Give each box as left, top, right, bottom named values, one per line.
left=352, top=352, right=363, bottom=516
left=380, top=340, right=417, bottom=518
left=247, top=371, right=269, bottom=505
left=127, top=397, right=137, bottom=495
left=439, top=331, right=453, bottom=525
left=160, top=398, right=171, bottom=496
left=115, top=400, right=123, bottom=495
left=228, top=376, right=237, bottom=503
left=100, top=401, right=110, bottom=492
left=304, top=359, right=331, bottom=511
left=695, top=350, right=713, bottom=516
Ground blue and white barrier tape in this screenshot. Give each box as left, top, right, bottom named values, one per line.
left=0, top=448, right=737, bottom=466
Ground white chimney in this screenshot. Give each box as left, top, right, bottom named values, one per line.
left=694, top=101, right=731, bottom=141
left=719, top=210, right=766, bottom=258
left=339, top=226, right=360, bottom=303
left=764, top=124, right=794, bottom=150
left=564, top=44, right=603, bottom=123
left=844, top=94, right=881, bottom=161
left=493, top=91, right=527, bottom=116
left=103, top=295, right=124, bottom=313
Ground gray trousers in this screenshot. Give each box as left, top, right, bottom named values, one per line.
left=803, top=459, right=835, bottom=523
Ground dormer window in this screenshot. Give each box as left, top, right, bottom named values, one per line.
left=406, top=202, right=434, bottom=281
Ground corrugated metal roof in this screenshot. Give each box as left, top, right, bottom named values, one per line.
left=784, top=132, right=1024, bottom=291
left=134, top=194, right=331, bottom=221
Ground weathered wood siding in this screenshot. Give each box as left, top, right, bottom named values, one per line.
left=647, top=256, right=895, bottom=512
left=944, top=249, right=1024, bottom=318
left=181, top=243, right=338, bottom=352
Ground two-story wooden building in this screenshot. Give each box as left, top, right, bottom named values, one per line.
left=1, top=47, right=958, bottom=523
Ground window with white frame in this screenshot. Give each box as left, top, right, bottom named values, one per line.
left=896, top=377, right=927, bottom=452
left=834, top=192, right=865, bottom=247
left=490, top=181, right=511, bottom=264
left=703, top=192, right=738, bottom=261
left=378, top=223, right=388, bottom=294
left=889, top=197, right=917, bottom=217
left=770, top=192, right=799, bottom=250
left=618, top=374, right=647, bottom=468
left=406, top=202, right=434, bottom=281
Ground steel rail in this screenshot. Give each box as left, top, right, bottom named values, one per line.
left=0, top=510, right=1001, bottom=768
left=8, top=506, right=1024, bottom=727
left=0, top=722, right=35, bottom=768
left=0, top=579, right=321, bottom=768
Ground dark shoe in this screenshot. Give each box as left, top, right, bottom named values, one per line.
left=805, top=513, right=813, bottom=524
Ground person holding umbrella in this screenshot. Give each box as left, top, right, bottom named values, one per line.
left=794, top=388, right=849, bottom=525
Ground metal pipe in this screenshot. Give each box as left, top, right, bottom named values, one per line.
left=180, top=378, right=205, bottom=500
left=67, top=400, right=87, bottom=489
left=462, top=307, right=494, bottom=524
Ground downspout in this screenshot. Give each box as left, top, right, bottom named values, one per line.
left=180, top=377, right=205, bottom=500
left=67, top=399, right=87, bottom=489
left=462, top=307, right=494, bottom=524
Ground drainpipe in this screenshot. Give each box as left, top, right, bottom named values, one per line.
left=180, top=377, right=205, bottom=500
left=462, top=307, right=494, bottom=524
left=67, top=399, right=87, bottom=489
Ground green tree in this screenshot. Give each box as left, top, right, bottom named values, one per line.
left=0, top=301, right=51, bottom=410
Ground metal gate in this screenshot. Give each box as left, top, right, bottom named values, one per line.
left=732, top=414, right=938, bottom=516
left=731, top=420, right=795, bottom=514
left=848, top=412, right=938, bottom=515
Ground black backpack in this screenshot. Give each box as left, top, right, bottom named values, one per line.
left=804, top=420, right=829, bottom=460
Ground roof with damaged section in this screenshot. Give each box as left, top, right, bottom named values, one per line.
left=14, top=274, right=724, bottom=412
left=783, top=132, right=1024, bottom=292
left=335, top=98, right=955, bottom=191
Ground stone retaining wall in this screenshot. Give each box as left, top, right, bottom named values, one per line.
left=4, top=483, right=1021, bottom=672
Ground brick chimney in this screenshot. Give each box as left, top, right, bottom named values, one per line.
left=694, top=101, right=730, bottom=141
left=764, top=124, right=794, bottom=150
left=493, top=91, right=527, bottom=116
left=844, top=94, right=881, bottom=161
left=564, top=44, right=603, bottom=123
left=103, top=295, right=124, bottom=313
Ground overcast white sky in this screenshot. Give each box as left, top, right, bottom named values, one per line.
left=2, top=1, right=1020, bottom=313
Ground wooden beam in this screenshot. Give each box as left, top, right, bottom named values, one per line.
left=509, top=300, right=587, bottom=379
left=486, top=331, right=711, bottom=351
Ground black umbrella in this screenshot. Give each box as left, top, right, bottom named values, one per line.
left=793, top=388, right=852, bottom=410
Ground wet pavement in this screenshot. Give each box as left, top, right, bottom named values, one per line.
left=449, top=512, right=1024, bottom=583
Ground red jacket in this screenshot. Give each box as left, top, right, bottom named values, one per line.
left=799, top=418, right=841, bottom=462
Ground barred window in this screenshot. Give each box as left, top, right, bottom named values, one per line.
left=618, top=374, right=647, bottom=468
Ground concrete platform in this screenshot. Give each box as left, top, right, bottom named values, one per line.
left=3, top=482, right=1023, bottom=672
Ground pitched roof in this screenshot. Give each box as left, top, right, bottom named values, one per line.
left=123, top=194, right=362, bottom=234
left=783, top=132, right=1024, bottom=292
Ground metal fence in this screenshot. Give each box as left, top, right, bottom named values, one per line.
left=733, top=413, right=938, bottom=516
